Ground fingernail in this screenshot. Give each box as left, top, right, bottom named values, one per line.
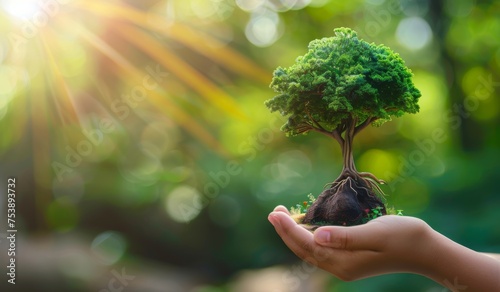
left=315, top=230, right=331, bottom=244
left=268, top=213, right=280, bottom=228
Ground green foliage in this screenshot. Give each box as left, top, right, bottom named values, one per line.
left=386, top=206, right=404, bottom=216
left=362, top=207, right=404, bottom=223
left=266, top=27, right=421, bottom=136
left=290, top=193, right=316, bottom=214
left=290, top=194, right=405, bottom=223
left=365, top=206, right=384, bottom=222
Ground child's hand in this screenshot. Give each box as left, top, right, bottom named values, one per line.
left=268, top=205, right=500, bottom=291
left=268, top=205, right=431, bottom=281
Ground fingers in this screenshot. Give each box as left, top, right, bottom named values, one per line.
left=273, top=205, right=291, bottom=215
left=272, top=205, right=302, bottom=223
left=270, top=204, right=385, bottom=252
left=268, top=211, right=316, bottom=260
left=314, top=222, right=386, bottom=251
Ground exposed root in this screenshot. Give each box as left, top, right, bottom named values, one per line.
left=303, top=172, right=387, bottom=226
left=324, top=175, right=349, bottom=189
left=351, top=180, right=371, bottom=195
left=299, top=114, right=392, bottom=226
left=346, top=177, right=358, bottom=195
left=359, top=172, right=387, bottom=199
left=325, top=170, right=386, bottom=198
left=323, top=181, right=339, bottom=189
left=359, top=172, right=386, bottom=184
left=363, top=178, right=386, bottom=198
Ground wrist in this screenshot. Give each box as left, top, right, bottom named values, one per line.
left=402, top=221, right=439, bottom=277
left=413, top=226, right=447, bottom=280
left=376, top=217, right=437, bottom=276
left=415, top=227, right=500, bottom=291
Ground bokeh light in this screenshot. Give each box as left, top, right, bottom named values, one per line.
left=358, top=149, right=398, bottom=178
left=236, top=0, right=266, bottom=12
left=396, top=17, right=433, bottom=50
left=0, top=0, right=498, bottom=290
left=245, top=10, right=282, bottom=47
left=165, top=185, right=202, bottom=223
left=91, top=231, right=127, bottom=265
left=190, top=0, right=234, bottom=21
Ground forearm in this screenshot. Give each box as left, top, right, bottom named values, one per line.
left=420, top=229, right=500, bottom=291
left=481, top=253, right=500, bottom=261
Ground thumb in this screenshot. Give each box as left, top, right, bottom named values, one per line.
left=314, top=224, right=383, bottom=250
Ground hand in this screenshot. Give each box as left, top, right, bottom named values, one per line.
left=268, top=205, right=433, bottom=281
left=268, top=206, right=500, bottom=291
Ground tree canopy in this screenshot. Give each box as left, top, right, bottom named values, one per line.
left=266, top=27, right=421, bottom=138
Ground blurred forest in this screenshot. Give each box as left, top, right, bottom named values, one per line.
left=0, top=0, right=499, bottom=291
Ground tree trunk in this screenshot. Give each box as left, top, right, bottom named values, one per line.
left=303, top=117, right=387, bottom=227
left=341, top=118, right=357, bottom=175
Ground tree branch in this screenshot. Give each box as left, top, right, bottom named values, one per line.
left=306, top=110, right=326, bottom=132
left=308, top=125, right=337, bottom=140
left=353, top=117, right=377, bottom=136
left=331, top=128, right=344, bottom=146
left=338, top=121, right=347, bottom=135
left=295, top=123, right=313, bottom=134
left=303, top=104, right=346, bottom=147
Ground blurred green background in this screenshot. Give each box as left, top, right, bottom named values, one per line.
left=0, top=0, right=499, bottom=291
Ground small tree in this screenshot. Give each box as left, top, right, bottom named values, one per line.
left=266, top=28, right=421, bottom=226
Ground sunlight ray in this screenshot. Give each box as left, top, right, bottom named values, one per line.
left=113, top=22, right=248, bottom=121
left=39, top=29, right=81, bottom=127
left=74, top=22, right=227, bottom=155
left=162, top=23, right=270, bottom=84
left=73, top=0, right=269, bottom=84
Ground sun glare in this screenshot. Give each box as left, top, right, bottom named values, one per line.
left=1, top=0, right=41, bottom=19
left=0, top=0, right=270, bottom=222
